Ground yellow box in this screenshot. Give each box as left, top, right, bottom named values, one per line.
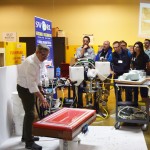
left=0, top=42, right=26, bottom=66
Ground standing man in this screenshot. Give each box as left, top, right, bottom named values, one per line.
left=120, top=40, right=131, bottom=57
left=95, top=41, right=112, bottom=101
left=144, top=39, right=150, bottom=59
left=120, top=40, right=128, bottom=51
left=109, top=41, right=131, bottom=101
left=17, top=44, right=50, bottom=150
left=144, top=39, right=150, bottom=75
left=75, top=36, right=95, bottom=107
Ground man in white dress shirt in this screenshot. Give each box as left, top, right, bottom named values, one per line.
left=17, top=44, right=50, bottom=150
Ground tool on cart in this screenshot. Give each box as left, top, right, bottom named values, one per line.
left=118, top=106, right=147, bottom=120
left=114, top=82, right=150, bottom=131
left=37, top=59, right=113, bottom=120
left=71, top=59, right=112, bottom=119
left=35, top=78, right=78, bottom=119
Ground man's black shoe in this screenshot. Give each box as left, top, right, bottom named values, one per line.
left=21, top=136, right=40, bottom=142
left=25, top=142, right=42, bottom=150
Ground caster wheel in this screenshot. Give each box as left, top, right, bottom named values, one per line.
left=77, top=137, right=81, bottom=144
left=74, top=137, right=81, bottom=144
left=78, top=139, right=81, bottom=144
left=115, top=122, right=120, bottom=129
left=141, top=124, right=148, bottom=131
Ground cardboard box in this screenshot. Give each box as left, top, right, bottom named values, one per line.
left=52, top=27, right=59, bottom=37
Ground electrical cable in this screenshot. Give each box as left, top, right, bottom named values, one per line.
left=92, top=107, right=110, bottom=125
left=60, top=87, right=65, bottom=108
left=70, top=86, right=77, bottom=108
left=73, top=59, right=95, bottom=69
left=36, top=60, right=115, bottom=119
left=96, top=104, right=109, bottom=120
left=93, top=88, right=109, bottom=122
left=118, top=106, right=147, bottom=120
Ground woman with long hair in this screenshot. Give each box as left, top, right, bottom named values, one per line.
left=131, top=41, right=150, bottom=106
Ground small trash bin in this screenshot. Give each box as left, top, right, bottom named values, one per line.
left=12, top=91, right=24, bottom=136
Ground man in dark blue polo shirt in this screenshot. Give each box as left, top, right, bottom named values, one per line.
left=109, top=41, right=131, bottom=102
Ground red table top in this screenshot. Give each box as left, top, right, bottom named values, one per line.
left=33, top=108, right=96, bottom=132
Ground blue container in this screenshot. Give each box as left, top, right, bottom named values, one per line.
left=56, top=67, right=61, bottom=78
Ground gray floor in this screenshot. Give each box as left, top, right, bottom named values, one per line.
left=0, top=126, right=148, bottom=150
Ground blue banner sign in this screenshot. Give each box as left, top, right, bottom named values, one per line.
left=35, top=16, right=54, bottom=64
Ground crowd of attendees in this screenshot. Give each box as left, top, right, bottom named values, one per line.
left=75, top=36, right=150, bottom=107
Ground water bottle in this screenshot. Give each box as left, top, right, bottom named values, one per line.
left=56, top=67, right=61, bottom=78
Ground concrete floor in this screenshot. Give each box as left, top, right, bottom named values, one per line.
left=57, top=86, right=150, bottom=149
left=0, top=126, right=147, bottom=150
left=1, top=85, right=149, bottom=149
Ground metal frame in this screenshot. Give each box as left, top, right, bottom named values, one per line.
left=115, top=82, right=150, bottom=130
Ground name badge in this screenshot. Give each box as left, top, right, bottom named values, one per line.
left=132, top=58, right=135, bottom=61
left=84, top=52, right=88, bottom=56
left=118, top=60, right=123, bottom=63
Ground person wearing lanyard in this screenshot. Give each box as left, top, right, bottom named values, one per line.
left=95, top=40, right=112, bottom=62
left=109, top=41, right=131, bottom=102
left=17, top=44, right=50, bottom=150
left=75, top=36, right=95, bottom=108
left=131, top=41, right=150, bottom=106
left=95, top=41, right=112, bottom=102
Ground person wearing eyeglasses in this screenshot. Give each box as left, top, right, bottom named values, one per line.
left=144, top=39, right=150, bottom=58
left=17, top=44, right=50, bottom=150
left=75, top=36, right=95, bottom=108
left=109, top=41, right=131, bottom=102
left=75, top=36, right=95, bottom=60
left=110, top=41, right=131, bottom=78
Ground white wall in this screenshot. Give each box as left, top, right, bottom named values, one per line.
left=0, top=65, right=18, bottom=145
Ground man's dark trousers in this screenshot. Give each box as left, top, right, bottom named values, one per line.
left=17, top=84, right=35, bottom=144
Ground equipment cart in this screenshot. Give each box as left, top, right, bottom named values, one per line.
left=114, top=80, right=150, bottom=131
